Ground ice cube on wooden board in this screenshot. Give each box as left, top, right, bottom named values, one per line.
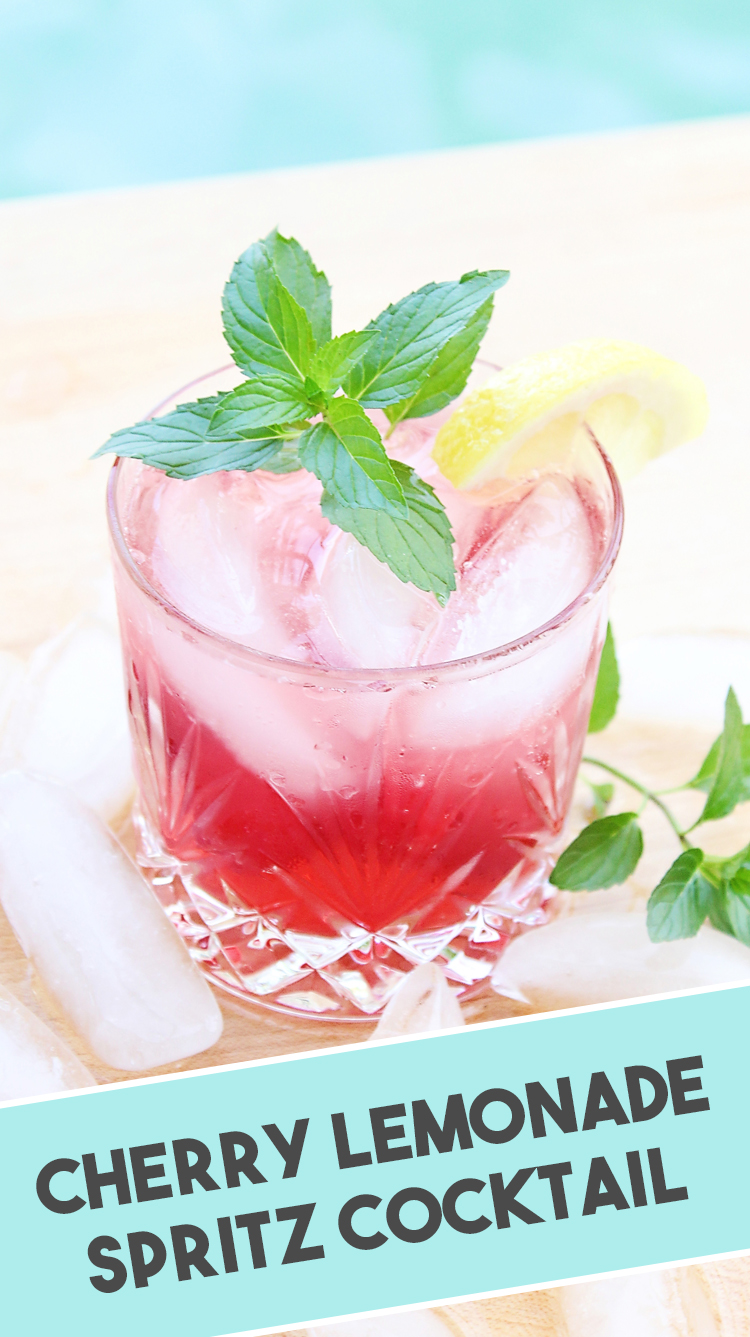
left=560, top=1269, right=719, bottom=1336
left=0, top=772, right=222, bottom=1070
left=0, top=980, right=95, bottom=1101
left=372, top=963, right=465, bottom=1039
left=492, top=907, right=750, bottom=1010
left=0, top=619, right=133, bottom=822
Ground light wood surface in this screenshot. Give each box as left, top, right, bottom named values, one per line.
left=2, top=116, right=750, bottom=1333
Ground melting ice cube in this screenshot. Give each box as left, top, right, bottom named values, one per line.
left=0, top=772, right=223, bottom=1070
left=149, top=468, right=325, bottom=659
left=372, top=963, right=464, bottom=1039
left=492, top=909, right=750, bottom=1010
left=147, top=467, right=440, bottom=670
left=427, top=475, right=596, bottom=662
left=560, top=1271, right=718, bottom=1336
left=151, top=473, right=275, bottom=646
left=405, top=596, right=604, bottom=757
left=1, top=619, right=133, bottom=822
left=0, top=651, right=23, bottom=734
left=0, top=981, right=95, bottom=1101
left=317, top=532, right=440, bottom=669
left=144, top=607, right=338, bottom=797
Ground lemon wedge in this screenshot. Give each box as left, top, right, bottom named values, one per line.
left=432, top=339, right=708, bottom=487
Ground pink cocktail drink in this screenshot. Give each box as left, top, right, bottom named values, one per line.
left=109, top=405, right=622, bottom=1018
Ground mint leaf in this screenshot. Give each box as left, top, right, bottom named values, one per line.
left=695, top=687, right=745, bottom=824
left=222, top=239, right=316, bottom=381
left=646, top=847, right=711, bottom=940
left=303, top=377, right=328, bottom=413
left=263, top=229, right=332, bottom=345
left=706, top=840, right=750, bottom=882
left=674, top=844, right=750, bottom=940
left=385, top=298, right=493, bottom=425
left=550, top=812, right=643, bottom=891
left=706, top=883, right=735, bottom=936
left=298, top=396, right=406, bottom=515
left=700, top=851, right=750, bottom=941
left=309, top=331, right=377, bottom=393
left=207, top=375, right=312, bottom=437
left=343, top=270, right=509, bottom=408
left=690, top=721, right=750, bottom=804
left=262, top=440, right=304, bottom=474
left=321, top=460, right=455, bottom=604
left=725, top=866, right=750, bottom=946
left=688, top=739, right=720, bottom=791
left=587, top=623, right=620, bottom=733
left=93, top=397, right=291, bottom=478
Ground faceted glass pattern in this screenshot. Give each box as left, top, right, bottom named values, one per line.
left=108, top=394, right=622, bottom=1020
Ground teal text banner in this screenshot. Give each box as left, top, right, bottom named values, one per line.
left=1, top=984, right=749, bottom=1336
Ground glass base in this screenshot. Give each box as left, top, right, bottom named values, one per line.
left=134, top=808, right=555, bottom=1021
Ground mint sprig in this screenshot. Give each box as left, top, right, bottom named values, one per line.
left=551, top=626, right=750, bottom=949
left=94, top=230, right=509, bottom=599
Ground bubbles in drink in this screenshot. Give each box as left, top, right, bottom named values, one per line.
left=427, top=474, right=595, bottom=662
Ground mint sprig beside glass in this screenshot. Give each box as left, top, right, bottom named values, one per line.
left=552, top=627, right=750, bottom=948
left=95, top=230, right=509, bottom=604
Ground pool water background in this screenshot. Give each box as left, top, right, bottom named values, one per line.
left=1, top=0, right=749, bottom=201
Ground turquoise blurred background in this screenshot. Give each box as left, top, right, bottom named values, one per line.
left=1, top=0, right=749, bottom=199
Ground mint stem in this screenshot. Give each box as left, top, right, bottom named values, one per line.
left=581, top=755, right=693, bottom=851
